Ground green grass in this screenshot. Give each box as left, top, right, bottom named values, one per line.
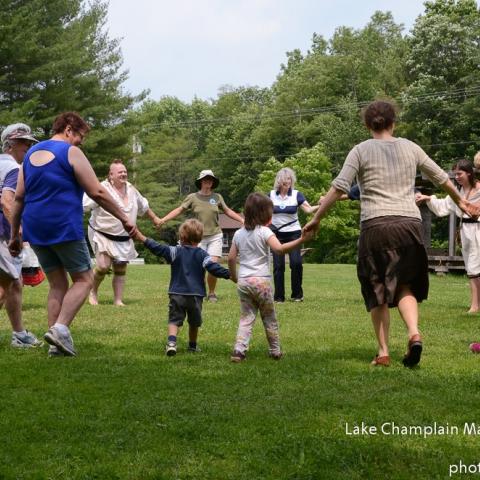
left=1, top=265, right=479, bottom=479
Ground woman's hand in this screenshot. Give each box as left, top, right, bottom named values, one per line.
left=301, top=229, right=315, bottom=243
left=460, top=199, right=480, bottom=218
left=8, top=235, right=22, bottom=257
left=303, top=219, right=320, bottom=235
left=415, top=193, right=431, bottom=204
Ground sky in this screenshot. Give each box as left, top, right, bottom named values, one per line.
left=106, top=0, right=428, bottom=103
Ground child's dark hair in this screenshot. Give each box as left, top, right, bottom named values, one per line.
left=453, top=159, right=476, bottom=188
left=179, top=219, right=203, bottom=245
left=362, top=100, right=397, bottom=132
left=244, top=193, right=273, bottom=231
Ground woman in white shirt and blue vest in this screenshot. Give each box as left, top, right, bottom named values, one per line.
left=270, top=168, right=319, bottom=302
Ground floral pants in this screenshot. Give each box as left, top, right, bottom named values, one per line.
left=234, top=277, right=281, bottom=355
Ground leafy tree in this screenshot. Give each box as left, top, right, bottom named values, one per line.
left=204, top=86, right=274, bottom=208
left=401, top=0, right=480, bottom=167
left=251, top=11, right=408, bottom=176
left=0, top=0, right=145, bottom=172
left=256, top=144, right=359, bottom=263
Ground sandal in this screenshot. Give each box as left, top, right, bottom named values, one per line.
left=402, top=334, right=423, bottom=367
left=371, top=355, right=390, bottom=367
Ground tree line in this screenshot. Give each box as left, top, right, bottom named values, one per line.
left=1, top=0, right=479, bottom=262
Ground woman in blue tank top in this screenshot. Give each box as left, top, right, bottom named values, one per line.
left=8, top=112, right=136, bottom=357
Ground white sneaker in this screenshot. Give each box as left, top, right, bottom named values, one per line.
left=44, top=327, right=76, bottom=356
left=11, top=331, right=43, bottom=348
left=165, top=341, right=177, bottom=356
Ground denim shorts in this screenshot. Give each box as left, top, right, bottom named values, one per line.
left=31, top=239, right=92, bottom=274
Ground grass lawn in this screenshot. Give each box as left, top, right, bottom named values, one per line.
left=1, top=264, right=479, bottom=479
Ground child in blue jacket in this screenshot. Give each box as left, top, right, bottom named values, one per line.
left=135, top=219, right=231, bottom=355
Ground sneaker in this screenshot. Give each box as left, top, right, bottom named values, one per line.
left=48, top=345, right=64, bottom=357
left=11, top=331, right=43, bottom=348
left=187, top=345, right=202, bottom=353
left=469, top=342, right=480, bottom=353
left=166, top=341, right=177, bottom=356
left=230, top=350, right=246, bottom=362
left=274, top=299, right=285, bottom=304
left=207, top=293, right=218, bottom=303
left=44, top=327, right=76, bottom=357
left=292, top=297, right=304, bottom=302
left=269, top=351, right=284, bottom=360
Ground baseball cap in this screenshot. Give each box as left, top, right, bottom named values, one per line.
left=1, top=123, right=38, bottom=146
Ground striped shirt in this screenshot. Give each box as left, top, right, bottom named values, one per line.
left=332, top=137, right=448, bottom=222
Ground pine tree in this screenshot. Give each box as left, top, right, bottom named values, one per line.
left=0, top=0, right=145, bottom=170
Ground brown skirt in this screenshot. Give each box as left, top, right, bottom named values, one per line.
left=357, top=216, right=429, bottom=312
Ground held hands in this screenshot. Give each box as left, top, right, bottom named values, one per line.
left=415, top=193, right=430, bottom=204
left=153, top=216, right=164, bottom=229
left=460, top=199, right=480, bottom=219
left=301, top=228, right=315, bottom=243
left=303, top=219, right=320, bottom=236
left=153, top=217, right=165, bottom=229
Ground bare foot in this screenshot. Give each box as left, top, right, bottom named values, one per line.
left=114, top=301, right=126, bottom=307
left=88, top=291, right=99, bottom=306
left=467, top=308, right=479, bottom=314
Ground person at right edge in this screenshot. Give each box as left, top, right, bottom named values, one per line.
left=304, top=100, right=477, bottom=368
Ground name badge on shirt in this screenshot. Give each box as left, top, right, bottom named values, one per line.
left=209, top=198, right=217, bottom=205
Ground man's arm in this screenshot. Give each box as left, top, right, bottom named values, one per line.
left=8, top=168, right=25, bottom=257
left=1, top=190, right=15, bottom=226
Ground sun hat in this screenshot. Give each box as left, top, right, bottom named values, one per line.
left=1, top=123, right=38, bottom=150
left=195, top=169, right=219, bottom=189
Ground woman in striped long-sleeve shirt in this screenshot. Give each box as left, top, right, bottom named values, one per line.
left=304, top=100, right=473, bottom=368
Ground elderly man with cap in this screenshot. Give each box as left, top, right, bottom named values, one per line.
left=158, top=169, right=243, bottom=302
left=0, top=123, right=42, bottom=348
left=84, top=159, right=162, bottom=306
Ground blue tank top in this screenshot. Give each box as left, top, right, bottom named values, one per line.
left=22, top=139, right=85, bottom=245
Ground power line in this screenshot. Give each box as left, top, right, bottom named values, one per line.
left=138, top=140, right=479, bottom=165
left=137, top=85, right=480, bottom=131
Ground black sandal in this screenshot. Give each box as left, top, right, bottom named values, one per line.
left=402, top=334, right=423, bottom=367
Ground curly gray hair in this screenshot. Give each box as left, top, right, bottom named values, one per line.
left=274, top=167, right=296, bottom=191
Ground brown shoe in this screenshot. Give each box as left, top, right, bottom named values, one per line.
left=403, top=334, right=423, bottom=367
left=371, top=355, right=390, bottom=367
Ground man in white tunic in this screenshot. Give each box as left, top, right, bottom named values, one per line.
left=84, top=160, right=161, bottom=306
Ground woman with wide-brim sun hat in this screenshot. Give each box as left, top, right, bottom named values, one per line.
left=158, top=169, right=244, bottom=302
left=304, top=99, right=475, bottom=368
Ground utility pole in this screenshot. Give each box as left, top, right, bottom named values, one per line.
left=130, top=135, right=142, bottom=186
